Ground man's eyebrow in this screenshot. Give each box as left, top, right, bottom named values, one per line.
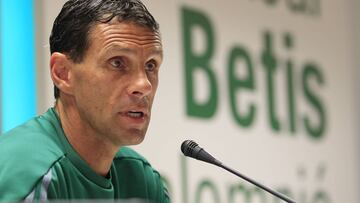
left=104, top=46, right=136, bottom=54
left=149, top=49, right=163, bottom=57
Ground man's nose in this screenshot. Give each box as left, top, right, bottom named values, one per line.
left=127, top=71, right=152, bottom=99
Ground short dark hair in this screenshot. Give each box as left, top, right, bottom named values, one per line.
left=50, top=0, right=160, bottom=99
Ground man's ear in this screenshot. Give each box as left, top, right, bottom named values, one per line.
left=50, top=52, right=74, bottom=96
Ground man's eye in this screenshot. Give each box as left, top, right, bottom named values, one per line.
left=109, top=58, right=125, bottom=69
left=145, top=60, right=157, bottom=72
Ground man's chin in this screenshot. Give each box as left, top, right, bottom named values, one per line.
left=117, top=128, right=146, bottom=146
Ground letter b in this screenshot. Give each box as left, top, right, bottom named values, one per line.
left=182, top=7, right=218, bottom=118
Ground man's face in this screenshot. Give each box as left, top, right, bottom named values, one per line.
left=69, top=21, right=163, bottom=147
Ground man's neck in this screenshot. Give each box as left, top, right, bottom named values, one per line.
left=55, top=99, right=119, bottom=177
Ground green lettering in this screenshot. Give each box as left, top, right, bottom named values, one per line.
left=182, top=7, right=218, bottom=118
left=261, top=31, right=281, bottom=131
left=313, top=191, right=331, bottom=203
left=264, top=0, right=279, bottom=6
left=286, top=0, right=306, bottom=13
left=302, top=63, right=326, bottom=139
left=284, top=32, right=297, bottom=133
left=228, top=46, right=256, bottom=127
left=195, top=180, right=220, bottom=203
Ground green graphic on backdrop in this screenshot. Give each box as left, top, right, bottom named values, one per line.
left=302, top=64, right=326, bottom=139
left=260, top=0, right=321, bottom=16
left=182, top=6, right=327, bottom=139
left=262, top=31, right=281, bottom=132
left=182, top=6, right=218, bottom=119
left=228, top=45, right=256, bottom=127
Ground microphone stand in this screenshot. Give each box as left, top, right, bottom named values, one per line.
left=181, top=140, right=296, bottom=203
left=215, top=161, right=296, bottom=203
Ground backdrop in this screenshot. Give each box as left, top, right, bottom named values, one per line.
left=31, top=0, right=360, bottom=202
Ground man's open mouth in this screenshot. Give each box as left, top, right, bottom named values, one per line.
left=127, top=111, right=145, bottom=118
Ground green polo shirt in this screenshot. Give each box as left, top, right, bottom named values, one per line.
left=0, top=108, right=170, bottom=202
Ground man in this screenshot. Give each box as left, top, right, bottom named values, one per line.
left=0, top=0, right=169, bottom=202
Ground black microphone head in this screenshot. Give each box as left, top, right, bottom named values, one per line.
left=181, top=140, right=199, bottom=157
left=181, top=140, right=221, bottom=166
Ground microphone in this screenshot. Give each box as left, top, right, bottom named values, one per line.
left=181, top=140, right=296, bottom=203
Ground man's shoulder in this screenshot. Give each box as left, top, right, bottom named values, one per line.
left=0, top=109, right=65, bottom=200
left=114, top=147, right=150, bottom=165
left=0, top=108, right=64, bottom=162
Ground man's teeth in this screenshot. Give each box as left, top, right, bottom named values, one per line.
left=127, top=111, right=143, bottom=118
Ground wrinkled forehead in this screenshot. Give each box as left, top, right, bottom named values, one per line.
left=91, top=17, right=161, bottom=39
left=88, top=20, right=162, bottom=50
left=83, top=20, right=163, bottom=61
